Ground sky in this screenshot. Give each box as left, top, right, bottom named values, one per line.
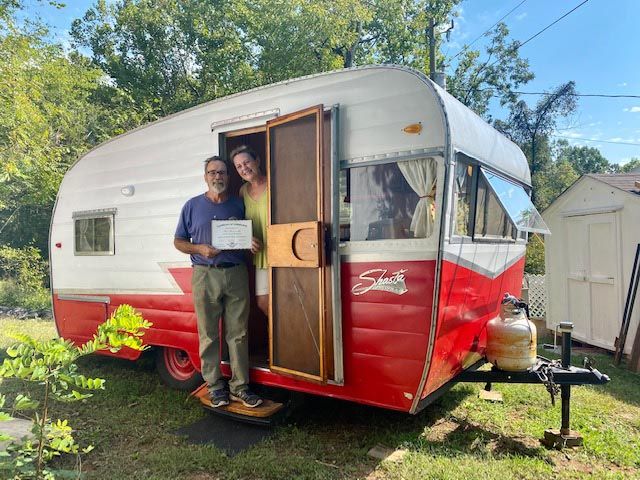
left=21, top=0, right=640, bottom=165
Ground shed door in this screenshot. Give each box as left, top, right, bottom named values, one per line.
left=565, top=212, right=621, bottom=349
left=266, top=105, right=328, bottom=383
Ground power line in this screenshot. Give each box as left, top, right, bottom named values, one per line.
left=553, top=135, right=640, bottom=147
left=481, top=90, right=640, bottom=99
left=451, top=0, right=529, bottom=60
left=464, top=1, right=591, bottom=79
left=517, top=92, right=640, bottom=99
left=517, top=0, right=590, bottom=50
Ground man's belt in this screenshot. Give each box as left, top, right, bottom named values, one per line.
left=196, top=262, right=240, bottom=269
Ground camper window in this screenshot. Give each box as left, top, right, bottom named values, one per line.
left=454, top=158, right=473, bottom=236
left=73, top=211, right=114, bottom=255
left=340, top=157, right=437, bottom=241
left=474, top=172, right=517, bottom=240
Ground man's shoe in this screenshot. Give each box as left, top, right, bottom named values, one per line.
left=230, top=389, right=263, bottom=408
left=210, top=388, right=230, bottom=408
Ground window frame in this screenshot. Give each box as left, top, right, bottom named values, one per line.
left=338, top=154, right=439, bottom=245
left=450, top=152, right=528, bottom=245
left=72, top=208, right=116, bottom=256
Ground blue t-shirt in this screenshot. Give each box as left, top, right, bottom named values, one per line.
left=175, top=194, right=246, bottom=266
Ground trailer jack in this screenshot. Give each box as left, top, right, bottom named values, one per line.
left=456, top=322, right=610, bottom=449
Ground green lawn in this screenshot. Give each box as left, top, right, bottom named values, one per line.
left=1, top=316, right=639, bottom=479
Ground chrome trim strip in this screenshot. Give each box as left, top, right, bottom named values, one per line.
left=340, top=252, right=437, bottom=262
left=54, top=288, right=181, bottom=295
left=210, top=108, right=279, bottom=131
left=410, top=75, right=452, bottom=414
left=57, top=294, right=110, bottom=304
left=330, top=104, right=344, bottom=385
left=72, top=208, right=117, bottom=219
left=340, top=148, right=444, bottom=168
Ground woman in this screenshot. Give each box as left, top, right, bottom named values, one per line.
left=231, top=145, right=269, bottom=317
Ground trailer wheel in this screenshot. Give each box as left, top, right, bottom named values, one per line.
left=156, top=347, right=203, bottom=391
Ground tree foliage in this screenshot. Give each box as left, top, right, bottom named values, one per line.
left=448, top=23, right=534, bottom=119
left=495, top=82, right=577, bottom=205
left=0, top=7, right=141, bottom=255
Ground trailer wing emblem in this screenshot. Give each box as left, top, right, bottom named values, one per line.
left=352, top=268, right=408, bottom=296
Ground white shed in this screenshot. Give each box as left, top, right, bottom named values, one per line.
left=543, top=174, right=640, bottom=353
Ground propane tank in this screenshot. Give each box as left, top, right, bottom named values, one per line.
left=486, top=293, right=537, bottom=372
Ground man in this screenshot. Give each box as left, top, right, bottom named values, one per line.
left=174, top=155, right=262, bottom=408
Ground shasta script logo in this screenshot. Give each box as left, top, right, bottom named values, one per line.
left=351, top=268, right=408, bottom=296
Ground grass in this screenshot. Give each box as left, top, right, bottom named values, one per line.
left=1, top=316, right=639, bottom=479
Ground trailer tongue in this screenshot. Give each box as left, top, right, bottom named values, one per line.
left=457, top=321, right=610, bottom=448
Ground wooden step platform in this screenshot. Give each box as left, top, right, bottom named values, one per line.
left=191, top=383, right=284, bottom=419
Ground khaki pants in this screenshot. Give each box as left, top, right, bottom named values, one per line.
left=191, top=264, right=250, bottom=394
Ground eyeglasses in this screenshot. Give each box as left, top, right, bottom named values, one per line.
left=207, top=170, right=228, bottom=176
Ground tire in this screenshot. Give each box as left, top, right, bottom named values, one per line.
left=155, top=347, right=203, bottom=391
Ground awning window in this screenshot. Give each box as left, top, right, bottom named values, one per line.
left=481, top=169, right=550, bottom=235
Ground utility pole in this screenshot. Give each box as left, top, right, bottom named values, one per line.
left=426, top=2, right=453, bottom=87
left=428, top=14, right=436, bottom=80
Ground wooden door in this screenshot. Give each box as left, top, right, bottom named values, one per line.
left=266, top=105, right=327, bottom=382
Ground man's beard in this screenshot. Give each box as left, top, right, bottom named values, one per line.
left=211, top=181, right=226, bottom=194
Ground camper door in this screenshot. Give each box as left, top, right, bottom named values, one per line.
left=266, top=105, right=333, bottom=383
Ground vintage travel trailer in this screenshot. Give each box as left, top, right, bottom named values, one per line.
left=50, top=65, right=550, bottom=414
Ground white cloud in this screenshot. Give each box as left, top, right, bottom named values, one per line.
left=515, top=12, right=528, bottom=21
left=617, top=82, right=628, bottom=87
left=609, top=137, right=624, bottom=142
left=631, top=107, right=640, bottom=113
left=563, top=132, right=584, bottom=139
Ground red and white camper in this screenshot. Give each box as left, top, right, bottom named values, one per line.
left=50, top=65, right=551, bottom=414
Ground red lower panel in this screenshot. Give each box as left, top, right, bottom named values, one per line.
left=53, top=261, right=435, bottom=412
left=421, top=257, right=525, bottom=398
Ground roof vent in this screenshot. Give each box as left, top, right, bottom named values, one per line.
left=432, top=72, right=446, bottom=90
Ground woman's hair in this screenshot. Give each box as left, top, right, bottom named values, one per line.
left=230, top=145, right=258, bottom=162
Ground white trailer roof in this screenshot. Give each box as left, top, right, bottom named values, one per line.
left=431, top=79, right=530, bottom=185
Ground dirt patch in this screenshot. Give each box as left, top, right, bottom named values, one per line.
left=422, top=418, right=460, bottom=442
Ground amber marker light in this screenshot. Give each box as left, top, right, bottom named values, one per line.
left=402, top=122, right=422, bottom=134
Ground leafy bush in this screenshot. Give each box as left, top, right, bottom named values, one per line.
left=525, top=234, right=545, bottom=275
left=0, top=245, right=50, bottom=310
left=0, top=305, right=152, bottom=479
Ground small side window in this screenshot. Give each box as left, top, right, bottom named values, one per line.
left=454, top=157, right=473, bottom=236
left=73, top=209, right=115, bottom=255
left=474, top=172, right=516, bottom=240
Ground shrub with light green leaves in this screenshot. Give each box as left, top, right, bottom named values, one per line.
left=0, top=304, right=152, bottom=479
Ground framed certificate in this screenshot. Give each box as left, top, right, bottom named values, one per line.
left=211, top=219, right=252, bottom=250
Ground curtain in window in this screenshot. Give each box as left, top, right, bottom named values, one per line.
left=77, top=218, right=92, bottom=252
left=397, top=157, right=437, bottom=237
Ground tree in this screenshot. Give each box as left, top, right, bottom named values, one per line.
left=534, top=158, right=579, bottom=211
left=71, top=0, right=535, bottom=121
left=554, top=139, right=610, bottom=175
left=0, top=6, right=140, bottom=255
left=447, top=22, right=534, bottom=119
left=494, top=82, right=578, bottom=204
left=611, top=157, right=640, bottom=173
left=71, top=0, right=257, bottom=119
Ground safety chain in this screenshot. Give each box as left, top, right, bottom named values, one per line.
left=532, top=359, right=562, bottom=406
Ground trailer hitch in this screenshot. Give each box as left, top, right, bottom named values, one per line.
left=457, top=321, right=610, bottom=449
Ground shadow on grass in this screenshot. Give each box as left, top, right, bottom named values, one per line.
left=541, top=348, right=640, bottom=408
left=431, top=417, right=547, bottom=459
